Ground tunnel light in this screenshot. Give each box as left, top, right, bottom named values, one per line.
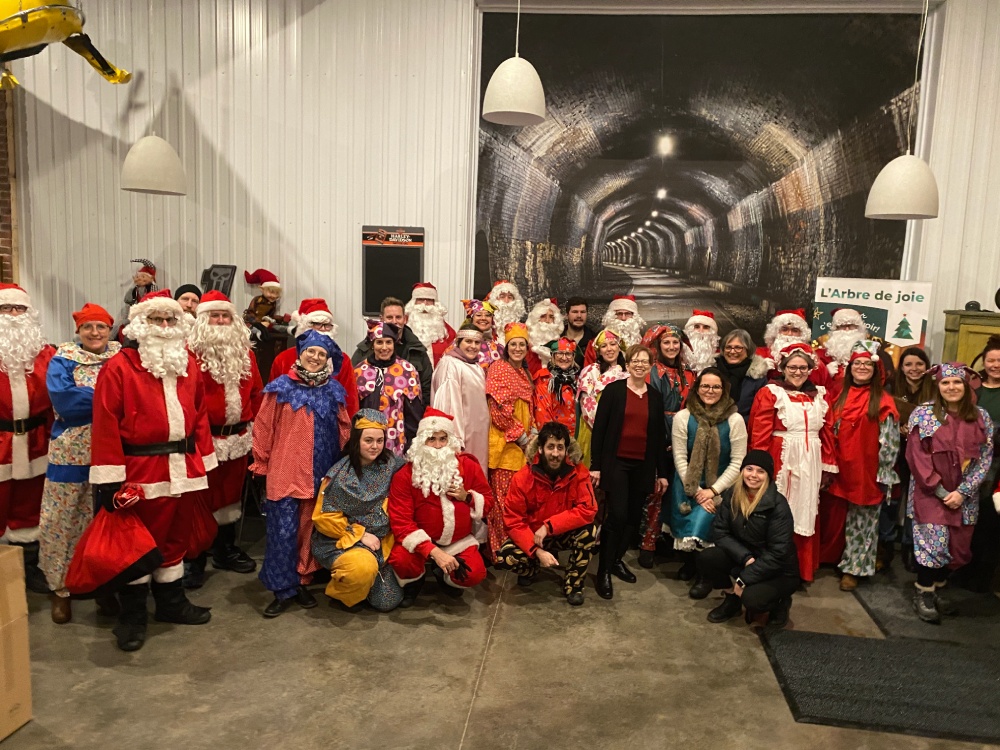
left=637, top=228, right=644, bottom=234
left=481, top=0, right=545, bottom=126
left=656, top=189, right=667, bottom=200
left=651, top=210, right=659, bottom=217
left=630, top=232, right=636, bottom=238
left=865, top=0, right=937, bottom=220
left=657, top=135, right=674, bottom=156
left=644, top=220, right=651, bottom=226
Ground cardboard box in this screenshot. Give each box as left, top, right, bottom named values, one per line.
left=0, top=545, right=31, bottom=741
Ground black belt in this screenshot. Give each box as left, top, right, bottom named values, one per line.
left=211, top=421, right=249, bottom=437
left=0, top=415, right=47, bottom=435
left=122, top=435, right=196, bottom=456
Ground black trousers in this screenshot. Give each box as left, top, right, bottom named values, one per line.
left=599, top=458, right=649, bottom=571
left=697, top=546, right=798, bottom=612
left=965, top=484, right=1000, bottom=588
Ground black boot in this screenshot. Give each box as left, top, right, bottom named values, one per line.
left=211, top=523, right=257, bottom=573
left=611, top=559, right=637, bottom=583
left=113, top=583, right=149, bottom=652
left=688, top=576, right=713, bottom=600
left=13, top=541, right=50, bottom=594
left=398, top=578, right=424, bottom=608
left=433, top=566, right=464, bottom=598
left=769, top=597, right=792, bottom=629
left=151, top=579, right=212, bottom=625
left=707, top=593, right=743, bottom=623
left=677, top=552, right=697, bottom=582
left=595, top=570, right=614, bottom=600
left=637, top=549, right=655, bottom=569
left=95, top=592, right=121, bottom=618
left=182, top=553, right=207, bottom=589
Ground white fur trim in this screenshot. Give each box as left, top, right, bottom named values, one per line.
left=138, top=476, right=208, bottom=500
left=392, top=571, right=424, bottom=586
left=822, top=463, right=839, bottom=473
left=608, top=298, right=638, bottom=315
left=993, top=492, right=1000, bottom=514
left=152, top=561, right=184, bottom=583
left=0, top=287, right=29, bottom=306
left=401, top=529, right=432, bottom=553
left=128, top=296, right=183, bottom=321
left=202, top=452, right=219, bottom=472
left=222, top=380, right=243, bottom=425
left=128, top=575, right=151, bottom=585
left=686, top=314, right=717, bottom=332
left=417, top=416, right=455, bottom=436
left=438, top=495, right=456, bottom=546
left=0, top=452, right=47, bottom=482
left=3, top=525, right=39, bottom=543
left=7, top=367, right=31, bottom=479
left=196, top=300, right=238, bottom=316
left=260, top=281, right=281, bottom=289
left=832, top=308, right=863, bottom=326
left=212, top=426, right=253, bottom=462
left=89, top=464, right=127, bottom=484
left=292, top=311, right=338, bottom=338
left=213, top=502, right=242, bottom=526
left=488, top=282, right=521, bottom=301
left=438, top=534, right=480, bottom=588
left=468, top=490, right=485, bottom=521
left=411, top=285, right=437, bottom=301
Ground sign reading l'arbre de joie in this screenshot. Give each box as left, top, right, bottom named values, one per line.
left=812, top=277, right=932, bottom=351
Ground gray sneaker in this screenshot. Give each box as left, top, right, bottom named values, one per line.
left=913, top=588, right=941, bottom=624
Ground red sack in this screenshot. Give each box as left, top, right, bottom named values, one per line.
left=64, top=507, right=163, bottom=598
left=185, top=493, right=218, bottom=558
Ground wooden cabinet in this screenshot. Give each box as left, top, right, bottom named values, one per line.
left=942, top=310, right=1000, bottom=366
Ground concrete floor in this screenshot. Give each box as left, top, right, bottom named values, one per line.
left=8, top=552, right=997, bottom=750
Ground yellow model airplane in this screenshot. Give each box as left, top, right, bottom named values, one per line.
left=0, top=1, right=130, bottom=89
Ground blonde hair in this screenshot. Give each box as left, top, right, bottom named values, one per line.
left=731, top=474, right=770, bottom=520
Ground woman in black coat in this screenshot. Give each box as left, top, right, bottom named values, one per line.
left=697, top=449, right=799, bottom=627
left=590, top=344, right=670, bottom=600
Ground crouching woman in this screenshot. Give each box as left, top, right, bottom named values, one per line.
left=697, top=450, right=800, bottom=628
left=312, top=410, right=406, bottom=612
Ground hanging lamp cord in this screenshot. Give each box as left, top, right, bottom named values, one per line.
left=906, top=0, right=929, bottom=154
left=515, top=0, right=521, bottom=57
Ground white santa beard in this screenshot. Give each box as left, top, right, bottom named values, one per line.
left=528, top=319, right=563, bottom=348
left=406, top=302, right=448, bottom=350
left=409, top=443, right=462, bottom=498
left=602, top=315, right=644, bottom=347
left=0, top=311, right=46, bottom=373
left=824, top=330, right=866, bottom=365
left=127, top=319, right=192, bottom=379
left=769, top=333, right=809, bottom=361
left=491, top=299, right=526, bottom=342
left=683, top=332, right=719, bottom=372
left=189, top=321, right=252, bottom=422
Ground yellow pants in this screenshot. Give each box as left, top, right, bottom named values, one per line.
left=324, top=548, right=379, bottom=606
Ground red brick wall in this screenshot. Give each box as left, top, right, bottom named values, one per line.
left=0, top=90, right=15, bottom=284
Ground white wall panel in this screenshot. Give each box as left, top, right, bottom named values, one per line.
left=14, top=0, right=479, bottom=347
left=909, top=0, right=1000, bottom=355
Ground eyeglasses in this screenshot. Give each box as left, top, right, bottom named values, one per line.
left=146, top=316, right=179, bottom=326
left=784, top=365, right=810, bottom=373
left=311, top=322, right=334, bottom=332
left=0, top=304, right=27, bottom=314
left=852, top=361, right=875, bottom=369
left=723, top=345, right=746, bottom=353
left=629, top=360, right=651, bottom=368
left=699, top=384, right=723, bottom=392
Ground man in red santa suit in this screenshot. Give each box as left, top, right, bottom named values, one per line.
left=0, top=283, right=55, bottom=594
left=814, top=307, right=890, bottom=400
left=183, top=291, right=264, bottom=588
left=524, top=297, right=564, bottom=376
left=387, top=407, right=493, bottom=607
left=682, top=309, right=720, bottom=374
left=268, top=297, right=359, bottom=416
left=404, top=281, right=455, bottom=366
left=486, top=280, right=527, bottom=345
left=754, top=309, right=813, bottom=379
left=90, top=289, right=217, bottom=652
left=583, top=294, right=647, bottom=367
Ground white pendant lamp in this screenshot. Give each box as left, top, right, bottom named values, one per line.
left=482, top=0, right=545, bottom=126
left=866, top=0, right=937, bottom=220
left=121, top=135, right=187, bottom=196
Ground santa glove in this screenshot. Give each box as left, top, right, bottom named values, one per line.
left=827, top=361, right=839, bottom=376
left=93, top=482, right=124, bottom=514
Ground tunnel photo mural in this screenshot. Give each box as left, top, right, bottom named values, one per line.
left=475, top=12, right=922, bottom=335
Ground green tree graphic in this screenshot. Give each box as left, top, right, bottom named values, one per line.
left=893, top=315, right=913, bottom=340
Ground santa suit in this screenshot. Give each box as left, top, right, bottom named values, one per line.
left=0, top=345, right=55, bottom=540
left=270, top=344, right=360, bottom=417
left=90, top=348, right=217, bottom=579
left=195, top=351, right=264, bottom=525
left=428, top=322, right=456, bottom=366
left=749, top=382, right=838, bottom=581
left=754, top=344, right=831, bottom=388
left=387, top=454, right=493, bottom=587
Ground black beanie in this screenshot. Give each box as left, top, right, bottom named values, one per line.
left=741, top=449, right=775, bottom=480
left=174, top=284, right=202, bottom=301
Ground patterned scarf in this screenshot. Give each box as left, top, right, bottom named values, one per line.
left=293, top=361, right=331, bottom=386
left=549, top=364, right=579, bottom=404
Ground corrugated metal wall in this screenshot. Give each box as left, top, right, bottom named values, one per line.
left=13, top=0, right=479, bottom=346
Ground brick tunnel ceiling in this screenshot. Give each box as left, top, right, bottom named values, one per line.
left=480, top=13, right=921, bottom=242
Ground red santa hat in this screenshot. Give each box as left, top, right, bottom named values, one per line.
left=129, top=289, right=182, bottom=320
left=244, top=268, right=281, bottom=289
left=410, top=282, right=438, bottom=302
left=196, top=290, right=238, bottom=316
left=488, top=279, right=522, bottom=302
left=831, top=307, right=864, bottom=328
left=686, top=309, right=717, bottom=332
left=0, top=283, right=30, bottom=308
left=772, top=308, right=809, bottom=332
left=417, top=407, right=456, bottom=436
left=290, top=297, right=336, bottom=336
left=131, top=258, right=156, bottom=278
left=72, top=303, right=113, bottom=330
left=608, top=295, right=638, bottom=316
left=778, top=342, right=817, bottom=368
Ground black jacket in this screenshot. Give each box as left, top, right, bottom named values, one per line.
left=352, top=324, right=433, bottom=398
left=564, top=324, right=597, bottom=370
left=589, top=379, right=669, bottom=493
left=712, top=483, right=799, bottom=586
